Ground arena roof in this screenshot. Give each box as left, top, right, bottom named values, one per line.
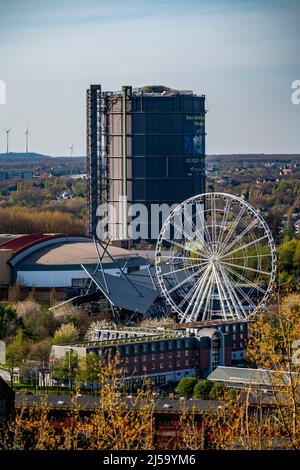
left=0, top=234, right=145, bottom=268
left=16, top=241, right=140, bottom=267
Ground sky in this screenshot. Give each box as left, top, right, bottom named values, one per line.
left=0, top=0, right=299, bottom=156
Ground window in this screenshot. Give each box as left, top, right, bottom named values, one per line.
left=176, top=351, right=181, bottom=357
left=151, top=354, right=155, bottom=361
left=176, top=361, right=180, bottom=367
left=125, top=357, right=129, bottom=364
left=185, top=340, right=189, bottom=348
left=151, top=344, right=156, bottom=352
left=233, top=334, right=236, bottom=340
left=168, top=363, right=173, bottom=368
left=143, top=355, right=147, bottom=361
left=160, top=363, right=164, bottom=369
left=211, top=350, right=220, bottom=370
left=51, top=416, right=64, bottom=423
left=134, top=356, right=138, bottom=363
left=152, top=363, right=156, bottom=370
left=160, top=342, right=165, bottom=350
left=185, top=350, right=189, bottom=357
left=225, top=325, right=230, bottom=333
left=160, top=353, right=164, bottom=359
left=233, top=324, right=237, bottom=332
left=158, top=375, right=166, bottom=384
left=168, top=342, right=172, bottom=350
left=142, top=365, right=147, bottom=372
left=142, top=344, right=148, bottom=353
left=134, top=345, right=139, bottom=353
left=185, top=360, right=189, bottom=366
left=72, top=278, right=90, bottom=288
left=240, top=324, right=244, bottom=332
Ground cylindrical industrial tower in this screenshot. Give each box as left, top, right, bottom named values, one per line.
left=86, top=85, right=206, bottom=243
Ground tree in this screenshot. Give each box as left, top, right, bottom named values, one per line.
left=8, top=280, right=21, bottom=303
left=208, top=383, right=224, bottom=400
left=0, top=329, right=28, bottom=388
left=51, top=349, right=79, bottom=393
left=194, top=380, right=214, bottom=399
left=0, top=304, right=23, bottom=341
left=176, top=377, right=198, bottom=397
left=53, top=323, right=79, bottom=345
left=2, top=357, right=156, bottom=450
left=77, top=352, right=100, bottom=395
left=15, top=299, right=56, bottom=340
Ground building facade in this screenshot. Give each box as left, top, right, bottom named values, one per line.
left=51, top=322, right=248, bottom=387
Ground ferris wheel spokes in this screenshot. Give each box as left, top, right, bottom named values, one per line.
left=155, top=192, right=276, bottom=323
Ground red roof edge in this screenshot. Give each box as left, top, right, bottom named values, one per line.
left=0, top=233, right=90, bottom=257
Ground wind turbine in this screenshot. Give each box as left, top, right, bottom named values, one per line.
left=69, top=143, right=74, bottom=157
left=25, top=127, right=31, bottom=154
left=4, top=128, right=12, bottom=154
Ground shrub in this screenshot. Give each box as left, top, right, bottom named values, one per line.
left=176, top=377, right=198, bottom=397
left=194, top=380, right=214, bottom=399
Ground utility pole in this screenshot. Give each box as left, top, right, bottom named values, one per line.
left=66, top=347, right=73, bottom=395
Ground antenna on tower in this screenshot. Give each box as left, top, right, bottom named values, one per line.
left=69, top=143, right=74, bottom=157
left=4, top=128, right=12, bottom=154
left=25, top=127, right=31, bottom=154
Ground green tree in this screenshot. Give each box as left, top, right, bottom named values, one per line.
left=0, top=304, right=23, bottom=341
left=0, top=329, right=28, bottom=388
left=77, top=352, right=100, bottom=395
left=176, top=377, right=197, bottom=397
left=194, top=380, right=214, bottom=399
left=208, top=383, right=225, bottom=400
left=51, top=349, right=79, bottom=394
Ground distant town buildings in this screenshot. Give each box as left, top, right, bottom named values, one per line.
left=0, top=170, right=33, bottom=180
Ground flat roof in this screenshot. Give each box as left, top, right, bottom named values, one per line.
left=208, top=366, right=293, bottom=386
left=15, top=395, right=220, bottom=413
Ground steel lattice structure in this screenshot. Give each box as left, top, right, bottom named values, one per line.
left=155, top=192, right=277, bottom=323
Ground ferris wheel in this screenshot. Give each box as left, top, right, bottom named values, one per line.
left=155, top=192, right=276, bottom=323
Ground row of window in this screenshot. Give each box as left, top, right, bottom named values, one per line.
left=124, top=350, right=191, bottom=361
left=216, top=323, right=246, bottom=333
left=124, top=360, right=191, bottom=374
left=124, top=339, right=192, bottom=355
